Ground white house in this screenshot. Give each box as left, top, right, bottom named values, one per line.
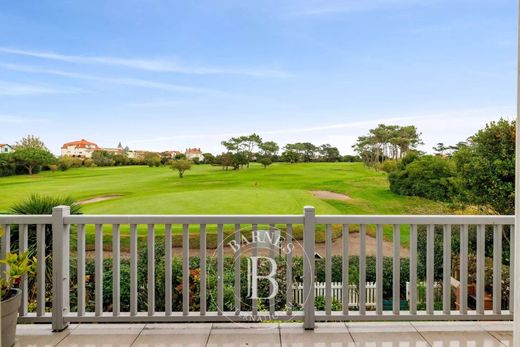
left=0, top=144, right=14, bottom=154
left=61, top=139, right=100, bottom=158
left=185, top=148, right=204, bottom=161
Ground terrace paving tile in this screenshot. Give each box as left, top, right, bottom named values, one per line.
left=280, top=322, right=355, bottom=347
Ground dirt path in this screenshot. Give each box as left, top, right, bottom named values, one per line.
left=311, top=190, right=352, bottom=201
left=78, top=194, right=122, bottom=204
left=88, top=233, right=408, bottom=259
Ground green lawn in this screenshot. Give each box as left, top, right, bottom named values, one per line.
left=0, top=163, right=447, bottom=249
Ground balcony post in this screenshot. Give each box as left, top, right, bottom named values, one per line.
left=303, top=206, right=316, bottom=329
left=515, top=1, right=520, bottom=341
left=52, top=206, right=70, bottom=331
left=509, top=1, right=520, bottom=345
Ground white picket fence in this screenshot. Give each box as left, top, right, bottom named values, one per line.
left=293, top=282, right=377, bottom=308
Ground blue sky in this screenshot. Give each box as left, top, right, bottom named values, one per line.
left=0, top=0, right=517, bottom=154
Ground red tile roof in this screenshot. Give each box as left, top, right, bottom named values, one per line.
left=61, top=139, right=99, bottom=149
left=186, top=148, right=202, bottom=154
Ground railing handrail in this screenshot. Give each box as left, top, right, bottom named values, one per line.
left=1, top=214, right=513, bottom=225
left=316, top=215, right=514, bottom=224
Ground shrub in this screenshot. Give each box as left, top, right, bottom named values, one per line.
left=389, top=154, right=458, bottom=202
left=381, top=160, right=398, bottom=173
left=58, top=156, right=74, bottom=171
left=83, top=158, right=95, bottom=167
left=0, top=153, right=15, bottom=176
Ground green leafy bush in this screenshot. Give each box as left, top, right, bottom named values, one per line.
left=389, top=154, right=458, bottom=202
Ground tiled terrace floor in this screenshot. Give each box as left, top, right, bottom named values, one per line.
left=15, top=321, right=512, bottom=346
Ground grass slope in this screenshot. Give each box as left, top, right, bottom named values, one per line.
left=0, top=163, right=447, bottom=249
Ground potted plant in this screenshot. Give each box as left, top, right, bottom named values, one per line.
left=1, top=241, right=36, bottom=347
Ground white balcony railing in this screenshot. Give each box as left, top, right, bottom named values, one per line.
left=0, top=206, right=514, bottom=331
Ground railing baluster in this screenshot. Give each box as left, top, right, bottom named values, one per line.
left=476, top=224, right=485, bottom=315
left=112, top=224, right=120, bottom=316
left=286, top=224, right=293, bottom=315
left=443, top=224, right=451, bottom=315
left=234, top=224, right=241, bottom=315
left=217, top=224, right=224, bottom=315
left=183, top=224, right=189, bottom=316
left=510, top=224, right=515, bottom=314
left=359, top=224, right=366, bottom=315
left=95, top=224, right=103, bottom=316
left=342, top=224, right=349, bottom=315
left=460, top=224, right=469, bottom=314
left=493, top=225, right=502, bottom=315
left=325, top=224, right=332, bottom=315
left=76, top=224, right=85, bottom=316
left=426, top=224, right=434, bottom=315
left=165, top=224, right=172, bottom=316
left=252, top=223, right=258, bottom=316
left=409, top=224, right=417, bottom=315
left=200, top=224, right=207, bottom=316
left=393, top=224, right=400, bottom=315
left=147, top=224, right=155, bottom=316
left=376, top=224, right=383, bottom=315
left=130, top=224, right=138, bottom=316
left=0, top=224, right=10, bottom=280
left=269, top=224, right=276, bottom=316
left=19, top=224, right=28, bottom=316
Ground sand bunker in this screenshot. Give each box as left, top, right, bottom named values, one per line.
left=78, top=194, right=122, bottom=205
left=311, top=190, right=352, bottom=201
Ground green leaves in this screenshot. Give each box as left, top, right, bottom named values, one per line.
left=0, top=251, right=37, bottom=300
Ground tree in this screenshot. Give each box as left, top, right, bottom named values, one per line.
left=453, top=118, right=515, bottom=214
left=318, top=144, right=340, bottom=162
left=160, top=151, right=173, bottom=165
left=432, top=143, right=448, bottom=156
left=221, top=134, right=263, bottom=168
left=14, top=135, right=48, bottom=151
left=13, top=147, right=55, bottom=175
left=202, top=153, right=216, bottom=164
left=284, top=142, right=317, bottom=162
left=240, top=133, right=262, bottom=168
left=281, top=149, right=300, bottom=163
left=171, top=159, right=192, bottom=178
left=258, top=156, right=273, bottom=168
left=259, top=141, right=279, bottom=157
left=143, top=152, right=161, bottom=167
left=342, top=155, right=361, bottom=162
left=258, top=141, right=279, bottom=168
left=92, top=150, right=115, bottom=167
left=353, top=124, right=422, bottom=166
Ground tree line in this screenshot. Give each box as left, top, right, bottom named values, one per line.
left=354, top=119, right=514, bottom=216
left=212, top=133, right=356, bottom=170
left=352, top=124, right=423, bottom=167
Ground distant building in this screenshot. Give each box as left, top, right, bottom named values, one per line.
left=103, top=142, right=125, bottom=156
left=0, top=144, right=14, bottom=154
left=61, top=139, right=100, bottom=158
left=165, top=150, right=183, bottom=159
left=185, top=148, right=204, bottom=161
left=127, top=150, right=148, bottom=159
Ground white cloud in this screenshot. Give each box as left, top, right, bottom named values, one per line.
left=0, top=47, right=289, bottom=78
left=0, top=80, right=78, bottom=96
left=0, top=114, right=47, bottom=124
left=287, top=0, right=443, bottom=17
left=0, top=63, right=221, bottom=94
